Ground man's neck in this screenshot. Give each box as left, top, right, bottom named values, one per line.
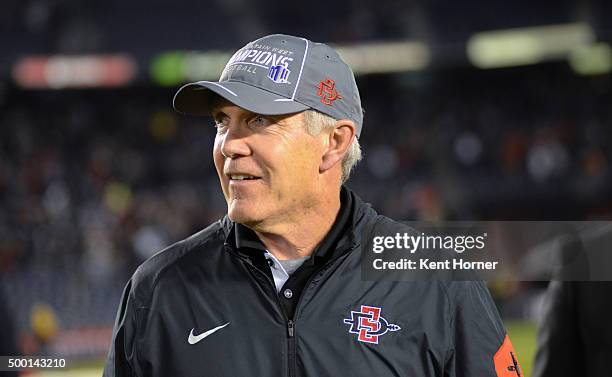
left=253, top=193, right=341, bottom=260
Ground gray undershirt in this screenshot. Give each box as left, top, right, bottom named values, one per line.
left=278, top=258, right=308, bottom=275
left=264, top=251, right=309, bottom=292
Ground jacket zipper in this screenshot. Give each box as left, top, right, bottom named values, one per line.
left=287, top=319, right=295, bottom=337
left=287, top=320, right=296, bottom=377
left=235, top=253, right=296, bottom=377
left=286, top=248, right=355, bottom=377
left=229, top=244, right=356, bottom=377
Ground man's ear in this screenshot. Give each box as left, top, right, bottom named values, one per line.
left=320, top=120, right=356, bottom=173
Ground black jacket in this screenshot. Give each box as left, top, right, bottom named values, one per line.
left=104, top=188, right=516, bottom=377
left=533, top=225, right=612, bottom=377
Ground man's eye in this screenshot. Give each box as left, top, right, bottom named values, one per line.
left=214, top=119, right=228, bottom=133
left=213, top=116, right=225, bottom=125
left=250, top=115, right=268, bottom=127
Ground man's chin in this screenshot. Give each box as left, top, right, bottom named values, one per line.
left=227, top=203, right=261, bottom=226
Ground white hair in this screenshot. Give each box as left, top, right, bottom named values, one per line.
left=303, top=110, right=362, bottom=184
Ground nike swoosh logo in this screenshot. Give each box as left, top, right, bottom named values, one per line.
left=188, top=322, right=230, bottom=345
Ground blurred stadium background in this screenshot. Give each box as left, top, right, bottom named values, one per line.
left=1, top=0, right=611, bottom=376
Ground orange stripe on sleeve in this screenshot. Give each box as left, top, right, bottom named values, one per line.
left=493, top=335, right=522, bottom=377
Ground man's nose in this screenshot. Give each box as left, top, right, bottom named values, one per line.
left=220, top=123, right=251, bottom=159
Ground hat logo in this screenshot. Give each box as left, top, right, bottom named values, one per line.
left=317, top=78, right=342, bottom=106
left=268, top=65, right=291, bottom=84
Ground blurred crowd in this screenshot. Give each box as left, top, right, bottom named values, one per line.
left=0, top=63, right=611, bottom=339
left=2, top=0, right=591, bottom=60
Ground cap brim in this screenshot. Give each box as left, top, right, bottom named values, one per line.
left=173, top=81, right=309, bottom=116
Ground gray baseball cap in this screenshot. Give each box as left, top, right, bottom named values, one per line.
left=173, top=34, right=364, bottom=136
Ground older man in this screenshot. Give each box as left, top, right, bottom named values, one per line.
left=104, top=34, right=520, bottom=377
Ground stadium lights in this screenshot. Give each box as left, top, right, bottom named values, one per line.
left=150, top=41, right=430, bottom=86
left=568, top=43, right=612, bottom=75
left=334, top=41, right=430, bottom=75
left=13, top=55, right=136, bottom=89
left=467, top=23, right=595, bottom=69
left=151, top=51, right=232, bottom=86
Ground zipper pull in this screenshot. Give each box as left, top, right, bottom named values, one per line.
left=287, top=320, right=295, bottom=337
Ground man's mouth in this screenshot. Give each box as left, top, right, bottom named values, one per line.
left=229, top=174, right=261, bottom=181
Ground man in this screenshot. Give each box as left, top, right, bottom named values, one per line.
left=104, top=34, right=520, bottom=376
left=533, top=224, right=612, bottom=377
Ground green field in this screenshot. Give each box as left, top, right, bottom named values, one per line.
left=506, top=320, right=538, bottom=377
